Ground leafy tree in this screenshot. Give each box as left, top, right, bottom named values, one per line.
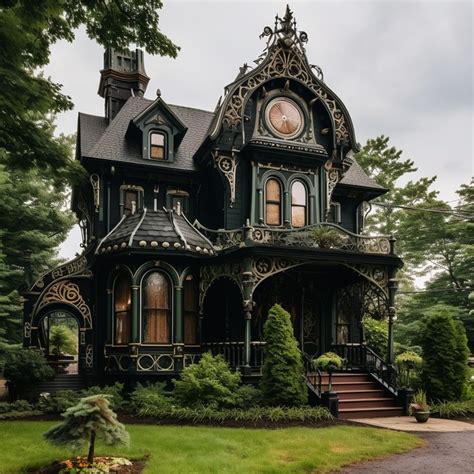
left=0, top=2, right=179, bottom=344
left=421, top=306, right=470, bottom=401
left=44, top=395, right=129, bottom=464
left=3, top=348, right=54, bottom=396
left=173, top=352, right=242, bottom=409
left=260, top=304, right=307, bottom=407
left=49, top=325, right=77, bottom=356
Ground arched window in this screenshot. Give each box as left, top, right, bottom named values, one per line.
left=142, top=271, right=171, bottom=344
left=265, top=178, right=282, bottom=226
left=184, top=275, right=199, bottom=345
left=291, top=180, right=307, bottom=228
left=114, top=273, right=131, bottom=345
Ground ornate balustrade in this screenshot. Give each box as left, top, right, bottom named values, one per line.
left=194, top=221, right=393, bottom=255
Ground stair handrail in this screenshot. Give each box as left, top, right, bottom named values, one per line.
left=363, top=346, right=398, bottom=395
left=302, top=352, right=322, bottom=397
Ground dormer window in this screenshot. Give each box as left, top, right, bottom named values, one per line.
left=150, top=131, right=166, bottom=160
left=120, top=185, right=144, bottom=216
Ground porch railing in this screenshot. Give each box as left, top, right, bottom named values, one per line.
left=303, top=352, right=322, bottom=398
left=194, top=221, right=393, bottom=255
left=201, top=341, right=266, bottom=371
left=331, top=343, right=398, bottom=395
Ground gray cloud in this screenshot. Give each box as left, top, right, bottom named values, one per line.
left=45, top=1, right=472, bottom=258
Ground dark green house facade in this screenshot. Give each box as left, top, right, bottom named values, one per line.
left=23, top=8, right=402, bottom=410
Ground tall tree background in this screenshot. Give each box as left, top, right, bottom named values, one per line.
left=0, top=0, right=179, bottom=344
left=356, top=137, right=473, bottom=352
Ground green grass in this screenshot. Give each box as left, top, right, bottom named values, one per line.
left=0, top=421, right=422, bottom=473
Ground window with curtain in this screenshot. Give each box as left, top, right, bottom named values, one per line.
left=184, top=276, right=199, bottom=345
left=149, top=132, right=166, bottom=160
left=142, top=271, right=171, bottom=344
left=114, top=273, right=131, bottom=345
left=291, top=180, right=307, bottom=228
left=265, top=178, right=282, bottom=226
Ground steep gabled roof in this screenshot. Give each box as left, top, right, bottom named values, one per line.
left=78, top=96, right=214, bottom=171
left=339, top=159, right=386, bottom=192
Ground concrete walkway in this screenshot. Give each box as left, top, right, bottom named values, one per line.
left=349, top=416, right=474, bottom=432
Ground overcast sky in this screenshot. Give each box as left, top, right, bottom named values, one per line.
left=45, top=0, right=473, bottom=259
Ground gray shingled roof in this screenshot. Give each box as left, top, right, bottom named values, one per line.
left=78, top=97, right=382, bottom=190
left=79, top=96, right=214, bottom=171
left=339, top=159, right=385, bottom=191
left=96, top=209, right=215, bottom=255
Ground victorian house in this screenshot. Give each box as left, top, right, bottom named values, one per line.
left=23, top=7, right=404, bottom=417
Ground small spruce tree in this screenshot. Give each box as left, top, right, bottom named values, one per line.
left=421, top=307, right=470, bottom=401
left=44, top=394, right=129, bottom=464
left=260, top=304, right=307, bottom=406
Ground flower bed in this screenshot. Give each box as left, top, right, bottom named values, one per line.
left=32, top=456, right=145, bottom=473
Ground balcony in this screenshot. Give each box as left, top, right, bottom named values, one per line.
left=194, top=222, right=394, bottom=256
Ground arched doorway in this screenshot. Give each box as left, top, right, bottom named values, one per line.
left=38, top=310, right=80, bottom=374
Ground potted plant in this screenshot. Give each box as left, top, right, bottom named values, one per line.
left=395, top=351, right=422, bottom=388
left=314, top=352, right=344, bottom=392
left=410, top=390, right=430, bottom=423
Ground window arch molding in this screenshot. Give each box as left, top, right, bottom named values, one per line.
left=133, top=261, right=180, bottom=287
left=142, top=123, right=174, bottom=162
left=140, top=269, right=173, bottom=344
left=289, top=179, right=308, bottom=228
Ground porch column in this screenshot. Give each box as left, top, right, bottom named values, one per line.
left=174, top=285, right=183, bottom=343
left=131, top=285, right=140, bottom=342
left=243, top=304, right=252, bottom=375
left=387, top=275, right=398, bottom=365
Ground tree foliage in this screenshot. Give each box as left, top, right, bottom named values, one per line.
left=49, top=325, right=77, bottom=356
left=260, top=304, right=307, bottom=407
left=421, top=306, right=470, bottom=401
left=44, top=394, right=129, bottom=464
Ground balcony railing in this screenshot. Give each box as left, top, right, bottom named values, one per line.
left=194, top=221, right=393, bottom=255
left=201, top=341, right=266, bottom=371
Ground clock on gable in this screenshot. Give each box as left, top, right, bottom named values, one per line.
left=265, top=97, right=304, bottom=139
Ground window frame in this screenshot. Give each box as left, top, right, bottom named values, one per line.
left=112, top=273, right=132, bottom=346
left=290, top=179, right=308, bottom=228
left=166, top=189, right=190, bottom=214
left=264, top=177, right=283, bottom=227
left=119, top=184, right=144, bottom=216
left=148, top=130, right=167, bottom=161
left=140, top=270, right=173, bottom=345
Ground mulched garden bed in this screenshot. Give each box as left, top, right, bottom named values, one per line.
left=30, top=457, right=146, bottom=473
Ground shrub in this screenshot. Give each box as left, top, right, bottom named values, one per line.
left=136, top=404, right=333, bottom=424
left=49, top=325, right=77, bottom=356
left=421, top=308, right=470, bottom=401
left=37, top=390, right=80, bottom=414
left=235, top=384, right=263, bottom=408
left=81, top=382, right=125, bottom=410
left=3, top=348, right=54, bottom=394
left=0, top=399, right=32, bottom=413
left=260, top=304, right=307, bottom=407
left=395, top=351, right=423, bottom=389
left=44, top=395, right=129, bottom=464
left=129, top=382, right=172, bottom=413
left=174, top=353, right=241, bottom=409
left=363, top=316, right=388, bottom=358
left=431, top=399, right=474, bottom=419
left=311, top=227, right=345, bottom=248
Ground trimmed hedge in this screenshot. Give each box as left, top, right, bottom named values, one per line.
left=136, top=405, right=333, bottom=424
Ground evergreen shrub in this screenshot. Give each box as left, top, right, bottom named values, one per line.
left=48, top=325, right=77, bottom=356
left=260, top=304, right=307, bottom=407
left=129, top=382, right=172, bottom=412
left=421, top=309, right=470, bottom=401
left=174, top=352, right=241, bottom=409
left=3, top=348, right=54, bottom=394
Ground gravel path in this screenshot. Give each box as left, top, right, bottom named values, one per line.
left=340, top=431, right=474, bottom=473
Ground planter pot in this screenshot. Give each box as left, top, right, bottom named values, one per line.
left=414, top=411, right=430, bottom=423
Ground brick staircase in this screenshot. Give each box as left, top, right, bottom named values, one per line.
left=321, top=372, right=403, bottom=419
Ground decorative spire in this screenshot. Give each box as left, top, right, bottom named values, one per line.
left=258, top=4, right=308, bottom=55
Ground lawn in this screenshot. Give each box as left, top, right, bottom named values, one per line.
left=0, top=421, right=422, bottom=473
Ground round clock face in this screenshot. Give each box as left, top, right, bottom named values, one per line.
left=265, top=98, right=304, bottom=139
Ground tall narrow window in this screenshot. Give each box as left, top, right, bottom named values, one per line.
left=265, top=178, right=282, bottom=226
left=184, top=276, right=199, bottom=345
left=291, top=180, right=307, bottom=228
left=142, top=272, right=171, bottom=344
left=150, top=132, right=166, bottom=160
left=114, top=273, right=131, bottom=345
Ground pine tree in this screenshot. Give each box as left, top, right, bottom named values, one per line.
left=44, top=395, right=129, bottom=464
left=260, top=304, right=307, bottom=406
